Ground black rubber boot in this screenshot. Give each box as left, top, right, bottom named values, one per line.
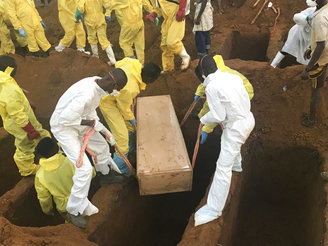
left=68, top=213, right=87, bottom=229
left=28, top=51, right=41, bottom=57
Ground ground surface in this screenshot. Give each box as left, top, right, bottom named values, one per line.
left=0, top=0, right=328, bottom=245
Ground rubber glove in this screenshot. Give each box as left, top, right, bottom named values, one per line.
left=176, top=0, right=187, bottom=22
left=40, top=21, right=46, bottom=31
left=22, top=121, right=40, bottom=140
left=146, top=12, right=157, bottom=23
left=200, top=130, right=208, bottom=144
left=130, top=119, right=137, bottom=126
left=75, top=8, right=83, bottom=23
left=306, top=13, right=312, bottom=23
left=194, top=95, right=200, bottom=103
left=105, top=16, right=111, bottom=22
left=18, top=28, right=26, bottom=37
left=92, top=120, right=106, bottom=132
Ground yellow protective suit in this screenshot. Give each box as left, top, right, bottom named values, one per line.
left=0, top=67, right=50, bottom=176
left=35, top=152, right=96, bottom=216
left=118, top=0, right=156, bottom=64
left=2, top=0, right=27, bottom=49
left=58, top=0, right=86, bottom=48
left=6, top=0, right=50, bottom=52
left=35, top=152, right=75, bottom=216
left=99, top=58, right=146, bottom=155
left=77, top=0, right=111, bottom=50
left=0, top=0, right=14, bottom=55
left=14, top=30, right=28, bottom=48
left=149, top=0, right=185, bottom=71
left=104, top=0, right=128, bottom=26
left=115, top=9, right=123, bottom=26
left=196, top=55, right=254, bottom=133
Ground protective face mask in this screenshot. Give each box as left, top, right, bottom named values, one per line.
left=306, top=0, right=317, bottom=7
left=110, top=89, right=119, bottom=96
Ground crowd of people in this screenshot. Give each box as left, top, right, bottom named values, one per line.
left=0, top=0, right=326, bottom=230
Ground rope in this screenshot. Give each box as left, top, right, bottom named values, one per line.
left=192, top=123, right=203, bottom=169
left=180, top=100, right=197, bottom=127
left=76, top=127, right=97, bottom=168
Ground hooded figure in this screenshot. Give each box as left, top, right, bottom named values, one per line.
left=0, top=55, right=50, bottom=176
left=193, top=55, right=255, bottom=226
left=194, top=55, right=254, bottom=139
left=99, top=58, right=161, bottom=174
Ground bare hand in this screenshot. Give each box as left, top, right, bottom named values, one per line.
left=195, top=18, right=200, bottom=25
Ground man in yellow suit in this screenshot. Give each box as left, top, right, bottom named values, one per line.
left=55, top=0, right=89, bottom=54
left=99, top=58, right=161, bottom=174
left=6, top=0, right=51, bottom=56
left=75, top=0, right=116, bottom=65
left=35, top=137, right=75, bottom=220
left=149, top=0, right=191, bottom=72
left=0, top=0, right=14, bottom=55
left=0, top=55, right=50, bottom=176
left=116, top=0, right=158, bottom=65
left=2, top=0, right=28, bottom=54
left=194, top=55, right=254, bottom=149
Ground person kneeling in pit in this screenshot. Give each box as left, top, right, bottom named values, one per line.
left=35, top=137, right=95, bottom=221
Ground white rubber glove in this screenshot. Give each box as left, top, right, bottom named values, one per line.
left=102, top=128, right=116, bottom=146
left=93, top=120, right=106, bottom=132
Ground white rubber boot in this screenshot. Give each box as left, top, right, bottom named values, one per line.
left=77, top=46, right=91, bottom=55
left=179, top=46, right=190, bottom=70
left=106, top=45, right=116, bottom=66
left=55, top=42, right=66, bottom=52
left=90, top=44, right=99, bottom=58
left=270, top=51, right=285, bottom=68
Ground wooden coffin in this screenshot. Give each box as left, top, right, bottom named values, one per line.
left=136, top=95, right=193, bottom=195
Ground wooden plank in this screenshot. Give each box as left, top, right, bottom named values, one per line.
left=136, top=95, right=192, bottom=195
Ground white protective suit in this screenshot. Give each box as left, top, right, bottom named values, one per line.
left=194, top=69, right=255, bottom=226
left=280, top=6, right=316, bottom=65
left=50, top=76, right=120, bottom=217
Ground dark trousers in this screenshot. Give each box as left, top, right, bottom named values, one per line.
left=195, top=31, right=210, bottom=57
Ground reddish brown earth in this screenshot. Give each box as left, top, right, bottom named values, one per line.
left=1, top=0, right=328, bottom=245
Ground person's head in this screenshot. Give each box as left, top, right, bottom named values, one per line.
left=195, top=64, right=204, bottom=83
left=97, top=68, right=128, bottom=93
left=196, top=55, right=217, bottom=82
left=0, top=55, right=17, bottom=77
left=141, top=63, right=161, bottom=84
left=307, top=0, right=317, bottom=7
left=36, top=137, right=59, bottom=159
